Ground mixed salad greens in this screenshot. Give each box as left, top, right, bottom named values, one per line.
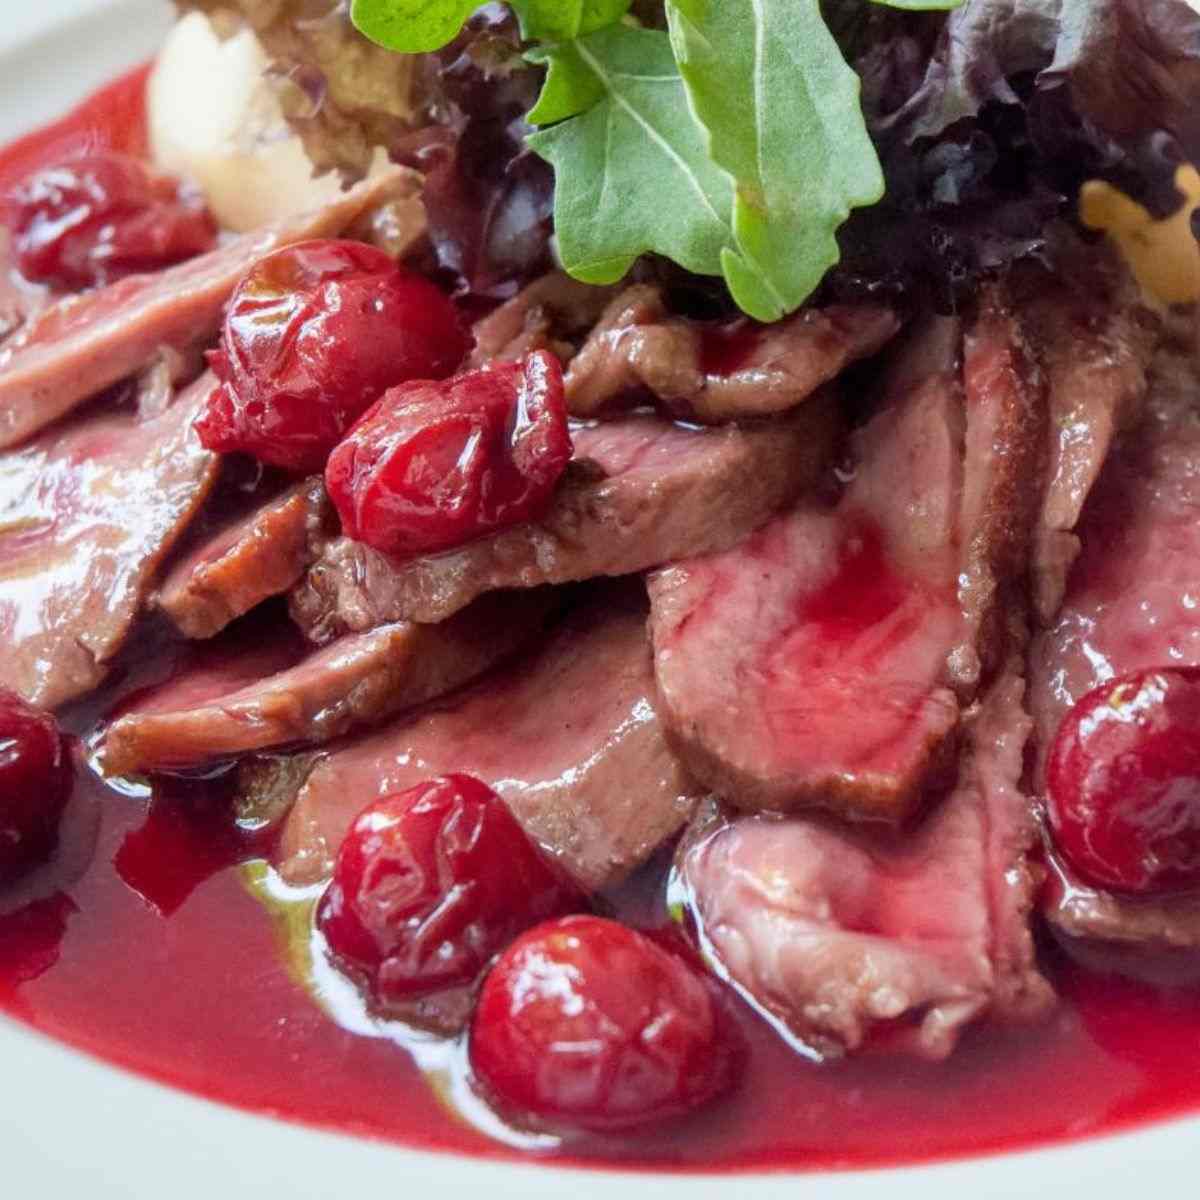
left=348, top=0, right=958, bottom=321
left=183, top=0, right=1200, bottom=315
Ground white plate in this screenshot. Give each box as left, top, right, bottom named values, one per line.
left=0, top=4, right=1196, bottom=1196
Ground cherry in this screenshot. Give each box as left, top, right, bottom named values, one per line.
left=195, top=240, right=471, bottom=473
left=1047, top=667, right=1200, bottom=895
left=469, top=915, right=737, bottom=1133
left=325, top=350, right=571, bottom=559
left=316, top=776, right=584, bottom=1007
left=3, top=153, right=216, bottom=289
left=0, top=690, right=72, bottom=882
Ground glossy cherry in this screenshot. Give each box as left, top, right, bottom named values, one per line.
left=316, top=776, right=584, bottom=1006
left=0, top=689, right=72, bottom=882
left=326, top=350, right=571, bottom=559
left=195, top=239, right=471, bottom=473
left=1047, top=667, right=1200, bottom=895
left=3, top=153, right=216, bottom=288
left=469, top=915, right=737, bottom=1132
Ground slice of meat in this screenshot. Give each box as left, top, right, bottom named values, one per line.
left=564, top=286, right=693, bottom=415
left=824, top=318, right=964, bottom=577
left=952, top=285, right=1046, bottom=691
left=157, top=477, right=334, bottom=639
left=1016, top=243, right=1158, bottom=625
left=273, top=591, right=699, bottom=892
left=648, top=301, right=1046, bottom=825
left=679, top=662, right=1053, bottom=1061
left=291, top=399, right=838, bottom=639
left=648, top=323, right=964, bottom=825
left=468, top=272, right=616, bottom=367
left=1029, top=350, right=1200, bottom=783
left=648, top=508, right=962, bottom=825
left=114, top=612, right=311, bottom=720
left=0, top=373, right=220, bottom=708
left=1042, top=851, right=1200, bottom=952
left=102, top=590, right=552, bottom=776
left=565, top=285, right=900, bottom=423
left=1030, top=350, right=1200, bottom=951
left=0, top=168, right=407, bottom=450
left=133, top=353, right=182, bottom=422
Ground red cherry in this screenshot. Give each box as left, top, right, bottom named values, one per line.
left=469, top=915, right=737, bottom=1133
left=326, top=350, right=571, bottom=559
left=1047, top=667, right=1200, bottom=895
left=316, top=776, right=584, bottom=1006
left=195, top=239, right=471, bottom=473
left=0, top=689, right=72, bottom=882
left=3, top=153, right=216, bottom=288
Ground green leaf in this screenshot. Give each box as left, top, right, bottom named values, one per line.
left=526, top=26, right=738, bottom=287
left=510, top=0, right=634, bottom=41
left=525, top=42, right=606, bottom=125
left=665, top=0, right=885, bottom=321
left=349, top=0, right=476, bottom=53
left=350, top=0, right=634, bottom=52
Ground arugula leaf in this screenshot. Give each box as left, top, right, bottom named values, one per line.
left=350, top=0, right=632, bottom=53
left=663, top=0, right=884, bottom=321
left=510, top=0, right=633, bottom=42
left=350, top=0, right=968, bottom=318
left=349, top=0, right=475, bottom=53
left=526, top=40, right=606, bottom=125
left=526, top=26, right=737, bottom=286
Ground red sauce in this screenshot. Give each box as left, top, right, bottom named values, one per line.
left=5, top=761, right=1200, bottom=1173
left=0, top=64, right=151, bottom=196
left=5, top=66, right=1200, bottom=1177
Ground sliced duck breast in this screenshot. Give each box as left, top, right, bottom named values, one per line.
left=291, top=398, right=838, bottom=640
left=157, top=476, right=334, bottom=639
left=1043, top=855, right=1200, bottom=953
left=468, top=272, right=616, bottom=367
left=1029, top=351, right=1200, bottom=783
left=565, top=285, right=901, bottom=423
left=648, top=319, right=964, bottom=824
left=648, top=294, right=1044, bottom=825
left=0, top=168, right=407, bottom=450
left=648, top=506, right=962, bottom=825
left=1017, top=240, right=1158, bottom=625
left=953, top=287, right=1047, bottom=690
left=0, top=372, right=219, bottom=708
left=1030, top=350, right=1200, bottom=951
left=273, top=590, right=699, bottom=893
left=678, top=660, right=1053, bottom=1061
left=102, top=590, right=554, bottom=775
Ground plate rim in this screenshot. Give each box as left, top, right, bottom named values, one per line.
left=1, top=3, right=1197, bottom=1195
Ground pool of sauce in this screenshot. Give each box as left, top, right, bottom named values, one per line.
left=6, top=747, right=1200, bottom=1173
left=3, top=65, right=1200, bottom=1176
